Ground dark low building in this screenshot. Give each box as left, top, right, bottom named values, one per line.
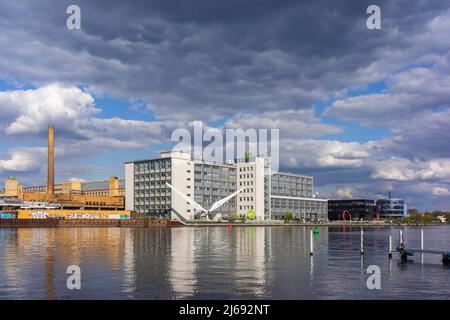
left=328, top=199, right=376, bottom=221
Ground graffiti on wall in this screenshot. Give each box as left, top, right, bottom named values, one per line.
left=31, top=211, right=50, bottom=219
left=67, top=213, right=101, bottom=219
left=23, top=209, right=130, bottom=220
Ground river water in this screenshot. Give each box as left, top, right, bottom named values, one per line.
left=0, top=225, right=449, bottom=299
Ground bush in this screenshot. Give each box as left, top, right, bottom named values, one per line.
left=229, top=213, right=238, bottom=223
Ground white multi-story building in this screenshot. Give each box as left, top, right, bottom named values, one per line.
left=125, top=151, right=327, bottom=221
left=235, top=156, right=270, bottom=221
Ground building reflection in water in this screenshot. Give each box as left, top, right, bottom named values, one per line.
left=122, top=228, right=136, bottom=294
left=0, top=228, right=133, bottom=299
left=169, top=227, right=197, bottom=298
left=234, top=227, right=269, bottom=296
left=168, top=227, right=272, bottom=299
left=130, top=227, right=172, bottom=299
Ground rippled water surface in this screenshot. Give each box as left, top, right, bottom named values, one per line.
left=0, top=226, right=449, bottom=299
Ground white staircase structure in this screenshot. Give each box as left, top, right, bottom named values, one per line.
left=166, top=183, right=245, bottom=220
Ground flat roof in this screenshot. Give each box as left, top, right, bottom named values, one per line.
left=272, top=171, right=313, bottom=179
left=328, top=199, right=375, bottom=202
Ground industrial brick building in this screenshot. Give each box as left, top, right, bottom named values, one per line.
left=20, top=177, right=125, bottom=197
left=0, top=125, right=126, bottom=213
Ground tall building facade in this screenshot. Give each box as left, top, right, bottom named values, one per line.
left=271, top=173, right=328, bottom=220
left=194, top=161, right=237, bottom=217
left=236, top=157, right=271, bottom=221
left=376, top=198, right=407, bottom=218
left=125, top=152, right=177, bottom=219
left=125, top=151, right=328, bottom=221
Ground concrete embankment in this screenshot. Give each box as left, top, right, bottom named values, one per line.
left=0, top=219, right=184, bottom=228
left=0, top=219, right=446, bottom=228
left=184, top=222, right=448, bottom=227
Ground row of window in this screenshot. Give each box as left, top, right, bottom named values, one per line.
left=135, top=205, right=170, bottom=210
left=271, top=201, right=326, bottom=209
left=135, top=172, right=170, bottom=179
left=194, top=164, right=235, bottom=171
left=194, top=170, right=236, bottom=176
left=135, top=181, right=171, bottom=187
left=239, top=166, right=254, bottom=172
left=135, top=188, right=171, bottom=194
left=194, top=179, right=236, bottom=185
left=194, top=187, right=235, bottom=192
left=272, top=190, right=312, bottom=197
left=272, top=174, right=311, bottom=183
left=194, top=183, right=236, bottom=193
left=135, top=159, right=171, bottom=170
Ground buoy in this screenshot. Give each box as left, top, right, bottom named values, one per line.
left=313, top=226, right=319, bottom=234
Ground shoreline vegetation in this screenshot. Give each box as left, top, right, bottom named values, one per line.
left=186, top=220, right=448, bottom=227
left=185, top=208, right=449, bottom=226
left=400, top=209, right=449, bottom=224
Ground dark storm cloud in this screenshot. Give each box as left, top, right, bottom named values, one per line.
left=1, top=0, right=449, bottom=119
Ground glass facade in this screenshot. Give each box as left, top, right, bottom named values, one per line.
left=133, top=158, right=172, bottom=216
left=270, top=173, right=327, bottom=220
left=328, top=199, right=376, bottom=220
left=271, top=173, right=313, bottom=198
left=264, top=158, right=271, bottom=220
left=376, top=198, right=407, bottom=218
left=271, top=197, right=327, bottom=220
left=193, top=162, right=237, bottom=215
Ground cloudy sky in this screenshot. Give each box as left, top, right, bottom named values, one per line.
left=0, top=0, right=449, bottom=210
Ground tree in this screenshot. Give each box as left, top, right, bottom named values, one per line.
left=408, top=209, right=423, bottom=223
left=422, top=214, right=434, bottom=223
left=284, top=212, right=294, bottom=223
left=408, top=208, right=421, bottom=216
